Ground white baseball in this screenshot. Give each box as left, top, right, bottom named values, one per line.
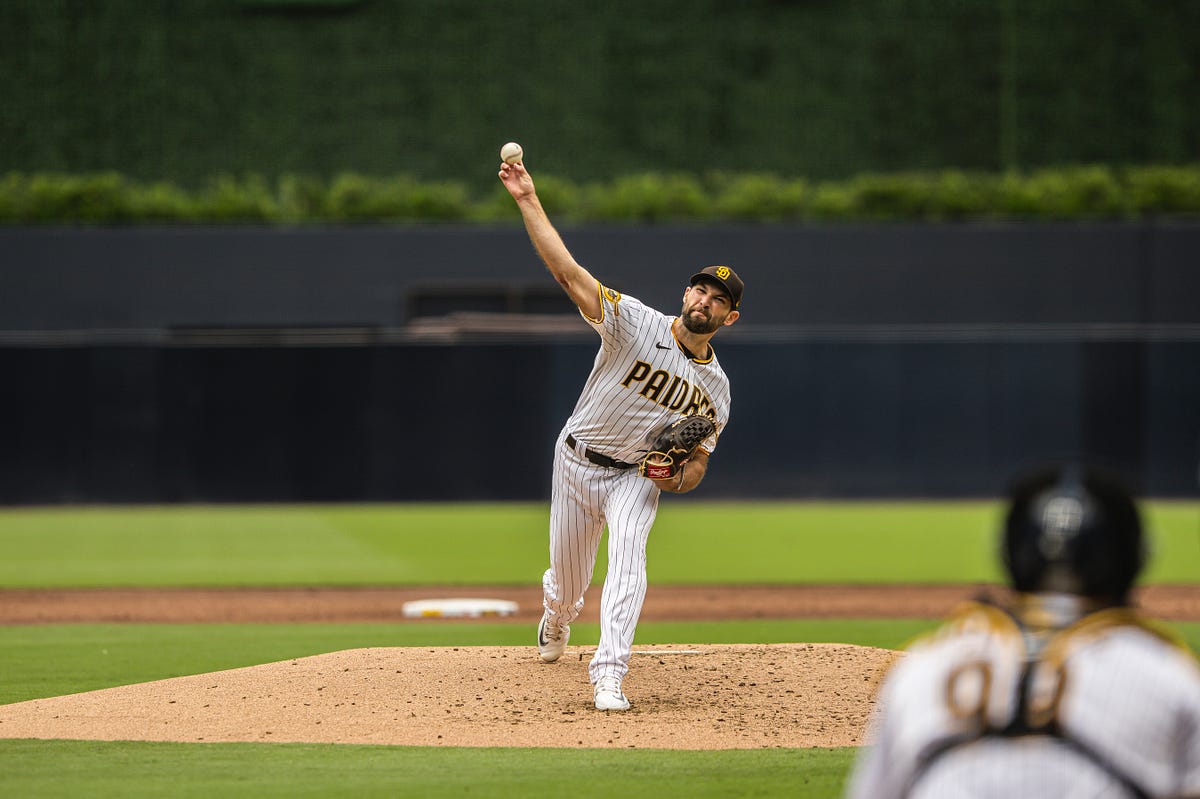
left=500, top=142, right=523, bottom=165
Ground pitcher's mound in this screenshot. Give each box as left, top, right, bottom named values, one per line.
left=0, top=644, right=899, bottom=749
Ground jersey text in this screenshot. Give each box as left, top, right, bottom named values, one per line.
left=620, top=360, right=715, bottom=418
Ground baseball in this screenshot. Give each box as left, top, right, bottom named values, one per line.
left=500, top=142, right=523, bottom=165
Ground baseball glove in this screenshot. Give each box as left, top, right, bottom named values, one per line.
left=639, top=415, right=717, bottom=480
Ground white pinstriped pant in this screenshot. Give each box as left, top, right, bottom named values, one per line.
left=543, top=430, right=660, bottom=684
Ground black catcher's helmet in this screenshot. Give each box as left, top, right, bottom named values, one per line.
left=1002, top=464, right=1145, bottom=601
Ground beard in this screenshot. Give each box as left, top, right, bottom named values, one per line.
left=680, top=306, right=721, bottom=334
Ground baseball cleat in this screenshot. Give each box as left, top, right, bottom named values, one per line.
left=537, top=612, right=570, bottom=662
left=593, top=675, right=631, bottom=711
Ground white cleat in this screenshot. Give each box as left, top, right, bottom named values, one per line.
left=594, top=675, right=631, bottom=711
left=537, top=612, right=569, bottom=663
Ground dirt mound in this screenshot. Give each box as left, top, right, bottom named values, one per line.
left=0, top=644, right=899, bottom=749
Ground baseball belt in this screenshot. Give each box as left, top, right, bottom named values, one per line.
left=565, top=434, right=637, bottom=470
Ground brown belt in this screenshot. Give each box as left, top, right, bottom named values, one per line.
left=565, top=434, right=637, bottom=470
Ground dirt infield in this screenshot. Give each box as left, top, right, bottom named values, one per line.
left=2, top=583, right=1199, bottom=624
left=1, top=584, right=1196, bottom=750
left=0, top=644, right=899, bottom=749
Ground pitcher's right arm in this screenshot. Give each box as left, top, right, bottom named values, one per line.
left=499, top=161, right=601, bottom=320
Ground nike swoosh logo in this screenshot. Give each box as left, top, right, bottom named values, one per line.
left=655, top=343, right=672, bottom=350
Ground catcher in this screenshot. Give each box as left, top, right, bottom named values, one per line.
left=846, top=464, right=1200, bottom=797
left=499, top=154, right=740, bottom=711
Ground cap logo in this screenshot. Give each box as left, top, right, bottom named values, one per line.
left=1038, top=496, right=1084, bottom=559
left=715, top=266, right=731, bottom=280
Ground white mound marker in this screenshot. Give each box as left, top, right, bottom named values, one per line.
left=401, top=598, right=518, bottom=618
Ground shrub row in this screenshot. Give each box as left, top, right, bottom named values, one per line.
left=2, top=165, right=1198, bottom=224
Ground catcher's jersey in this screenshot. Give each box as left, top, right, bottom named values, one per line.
left=564, top=282, right=729, bottom=464
left=846, top=602, right=1200, bottom=799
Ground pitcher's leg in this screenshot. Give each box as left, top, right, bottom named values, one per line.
left=589, top=473, right=659, bottom=684
left=544, top=438, right=605, bottom=626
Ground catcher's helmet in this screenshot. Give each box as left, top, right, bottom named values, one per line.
left=1002, top=464, right=1145, bottom=601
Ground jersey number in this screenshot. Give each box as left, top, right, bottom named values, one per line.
left=944, top=659, right=1067, bottom=730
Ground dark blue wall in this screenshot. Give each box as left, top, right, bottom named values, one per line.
left=1, top=338, right=1196, bottom=503
left=3, top=222, right=1198, bottom=332
left=2, top=223, right=1197, bottom=502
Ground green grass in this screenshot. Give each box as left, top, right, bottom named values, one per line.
left=1, top=499, right=1196, bottom=798
left=1, top=500, right=1196, bottom=587
left=0, top=739, right=857, bottom=799
left=0, top=504, right=546, bottom=587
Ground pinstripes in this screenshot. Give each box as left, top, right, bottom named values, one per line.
left=545, top=431, right=660, bottom=683
left=914, top=743, right=1131, bottom=798
left=544, top=433, right=602, bottom=625
left=567, top=289, right=731, bottom=463
left=848, top=607, right=1200, bottom=798
left=541, top=285, right=733, bottom=693
left=592, top=464, right=659, bottom=682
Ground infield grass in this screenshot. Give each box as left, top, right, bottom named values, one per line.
left=0, top=738, right=856, bottom=799
left=1, top=500, right=1196, bottom=587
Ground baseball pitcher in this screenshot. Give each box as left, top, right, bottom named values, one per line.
left=498, top=152, right=742, bottom=711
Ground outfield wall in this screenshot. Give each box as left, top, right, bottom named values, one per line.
left=3, top=222, right=1199, bottom=331
left=1, top=339, right=1196, bottom=503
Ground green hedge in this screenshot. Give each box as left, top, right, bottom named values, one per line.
left=3, top=2, right=1198, bottom=188
left=2, top=165, right=1199, bottom=224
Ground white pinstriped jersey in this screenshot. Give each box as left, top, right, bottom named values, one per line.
left=564, top=282, right=729, bottom=462
left=846, top=601, right=1200, bottom=799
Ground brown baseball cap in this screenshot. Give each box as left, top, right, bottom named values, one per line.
left=690, top=265, right=744, bottom=310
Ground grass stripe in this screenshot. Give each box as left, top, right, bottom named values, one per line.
left=1, top=501, right=1196, bottom=587
left=0, top=739, right=857, bottom=799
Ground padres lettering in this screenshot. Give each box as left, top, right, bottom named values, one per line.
left=620, top=360, right=715, bottom=417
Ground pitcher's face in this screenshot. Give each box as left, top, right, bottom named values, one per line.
left=681, top=280, right=737, bottom=334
